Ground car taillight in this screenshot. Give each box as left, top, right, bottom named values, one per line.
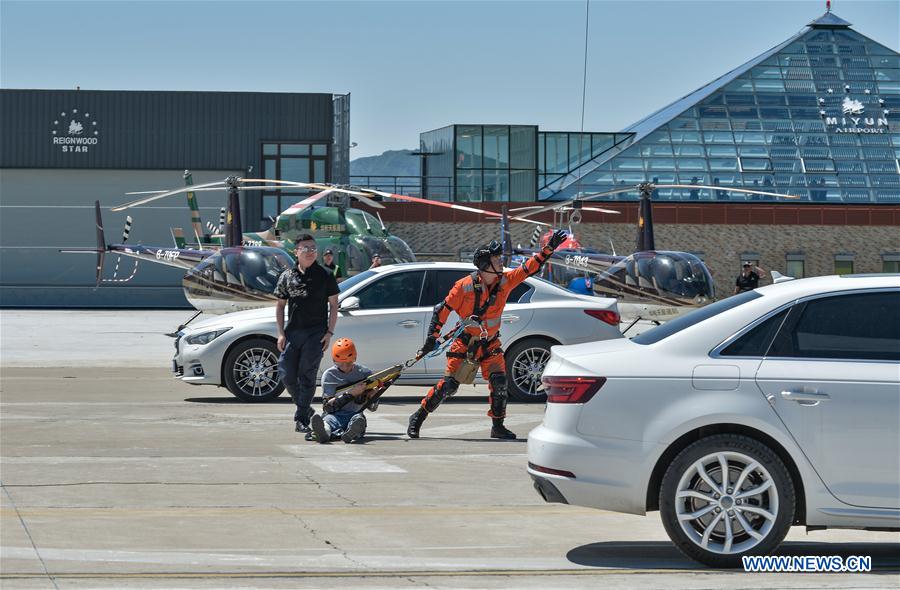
left=584, top=309, right=620, bottom=326
left=543, top=376, right=606, bottom=404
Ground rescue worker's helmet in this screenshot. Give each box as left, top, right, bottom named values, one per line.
left=332, top=337, right=357, bottom=363
left=473, top=240, right=503, bottom=271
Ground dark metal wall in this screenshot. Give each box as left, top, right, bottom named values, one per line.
left=0, top=89, right=335, bottom=171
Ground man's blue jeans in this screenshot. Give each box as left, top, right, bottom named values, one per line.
left=279, top=326, right=326, bottom=424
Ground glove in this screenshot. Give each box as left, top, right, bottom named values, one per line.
left=547, top=229, right=568, bottom=250
left=331, top=391, right=355, bottom=411
left=419, top=335, right=437, bottom=355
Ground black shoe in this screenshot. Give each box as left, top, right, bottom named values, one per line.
left=341, top=418, right=366, bottom=444
left=490, top=419, right=516, bottom=440
left=311, top=414, right=329, bottom=443
left=295, top=420, right=311, bottom=434
left=407, top=408, right=428, bottom=439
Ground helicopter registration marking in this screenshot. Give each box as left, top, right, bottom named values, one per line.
left=155, top=249, right=181, bottom=262
left=243, top=239, right=264, bottom=247
left=564, top=255, right=590, bottom=268
left=647, top=307, right=678, bottom=317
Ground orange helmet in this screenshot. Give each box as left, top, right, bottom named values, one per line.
left=332, top=337, right=357, bottom=363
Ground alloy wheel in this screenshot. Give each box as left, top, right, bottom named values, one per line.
left=510, top=346, right=551, bottom=398
left=232, top=347, right=281, bottom=398
left=674, top=450, right=779, bottom=555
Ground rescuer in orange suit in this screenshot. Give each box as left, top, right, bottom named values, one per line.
left=407, top=229, right=569, bottom=440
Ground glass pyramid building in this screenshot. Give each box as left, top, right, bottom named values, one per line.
left=543, top=11, right=899, bottom=204
left=418, top=11, right=897, bottom=204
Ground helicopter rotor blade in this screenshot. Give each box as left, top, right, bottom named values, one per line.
left=115, top=178, right=340, bottom=211
left=514, top=186, right=638, bottom=219
left=113, top=180, right=228, bottom=210
left=362, top=189, right=546, bottom=225
left=278, top=189, right=335, bottom=216
left=652, top=184, right=800, bottom=199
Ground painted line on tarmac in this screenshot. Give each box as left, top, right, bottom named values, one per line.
left=0, top=568, right=704, bottom=580
left=280, top=445, right=405, bottom=473
left=1, top=453, right=525, bottom=465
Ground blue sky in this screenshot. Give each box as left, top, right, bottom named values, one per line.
left=2, top=0, right=897, bottom=158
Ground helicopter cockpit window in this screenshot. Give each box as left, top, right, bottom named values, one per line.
left=646, top=253, right=714, bottom=299
left=356, top=271, right=426, bottom=310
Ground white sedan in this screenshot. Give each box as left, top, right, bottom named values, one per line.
left=174, top=262, right=622, bottom=403
left=528, top=274, right=899, bottom=567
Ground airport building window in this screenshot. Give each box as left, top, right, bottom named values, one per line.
left=786, top=254, right=806, bottom=278
left=834, top=254, right=855, bottom=275
left=261, top=142, right=329, bottom=219
left=882, top=254, right=900, bottom=273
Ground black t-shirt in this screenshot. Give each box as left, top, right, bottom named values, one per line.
left=275, top=262, right=340, bottom=332
left=735, top=271, right=760, bottom=293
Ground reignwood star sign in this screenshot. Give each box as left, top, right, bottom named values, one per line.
left=50, top=108, right=100, bottom=153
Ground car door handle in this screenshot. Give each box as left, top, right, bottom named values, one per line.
left=397, top=320, right=420, bottom=328
left=780, top=390, right=831, bottom=404
left=501, top=314, right=519, bottom=323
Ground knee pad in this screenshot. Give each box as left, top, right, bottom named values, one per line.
left=489, top=372, right=508, bottom=398
left=424, top=377, right=460, bottom=412
left=489, top=372, right=508, bottom=417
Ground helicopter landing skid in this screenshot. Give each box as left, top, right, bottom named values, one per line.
left=165, top=310, right=203, bottom=338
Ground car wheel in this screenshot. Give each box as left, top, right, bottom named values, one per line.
left=659, top=434, right=795, bottom=568
left=505, top=338, right=554, bottom=403
left=222, top=338, right=285, bottom=403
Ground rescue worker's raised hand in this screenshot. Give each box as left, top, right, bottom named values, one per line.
left=419, top=335, right=437, bottom=356
left=547, top=229, right=568, bottom=250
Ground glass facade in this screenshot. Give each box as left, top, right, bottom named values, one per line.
left=261, top=142, right=330, bottom=219
left=550, top=17, right=900, bottom=203
left=420, top=14, right=899, bottom=204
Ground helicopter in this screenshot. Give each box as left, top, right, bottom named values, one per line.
left=503, top=182, right=800, bottom=327
left=63, top=176, right=541, bottom=317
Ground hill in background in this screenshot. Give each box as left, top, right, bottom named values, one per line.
left=350, top=149, right=419, bottom=177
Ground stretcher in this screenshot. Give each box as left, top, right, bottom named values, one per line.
left=333, top=318, right=480, bottom=411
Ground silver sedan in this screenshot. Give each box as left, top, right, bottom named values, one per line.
left=528, top=273, right=900, bottom=567
left=174, top=262, right=622, bottom=403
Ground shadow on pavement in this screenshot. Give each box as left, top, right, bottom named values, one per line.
left=567, top=540, right=900, bottom=571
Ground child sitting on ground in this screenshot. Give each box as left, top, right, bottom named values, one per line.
left=309, top=337, right=373, bottom=444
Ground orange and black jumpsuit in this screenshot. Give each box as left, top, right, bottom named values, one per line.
left=419, top=246, right=554, bottom=419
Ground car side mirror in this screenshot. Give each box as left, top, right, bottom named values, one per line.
left=339, top=296, right=360, bottom=312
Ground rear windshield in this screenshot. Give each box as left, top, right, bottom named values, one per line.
left=632, top=290, right=762, bottom=345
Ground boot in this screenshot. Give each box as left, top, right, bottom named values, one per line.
left=310, top=414, right=331, bottom=443
left=490, top=418, right=516, bottom=440
left=407, top=408, right=428, bottom=438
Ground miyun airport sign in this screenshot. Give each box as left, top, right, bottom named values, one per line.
left=823, top=96, right=889, bottom=134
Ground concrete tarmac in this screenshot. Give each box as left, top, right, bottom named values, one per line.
left=1, top=311, right=898, bottom=589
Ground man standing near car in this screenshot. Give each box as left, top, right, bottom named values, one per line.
left=407, top=229, right=569, bottom=440
left=276, top=234, right=340, bottom=433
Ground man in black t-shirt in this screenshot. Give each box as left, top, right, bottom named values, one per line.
left=734, top=263, right=768, bottom=295
left=275, top=234, right=340, bottom=433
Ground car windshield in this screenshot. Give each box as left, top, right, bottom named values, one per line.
left=632, top=290, right=762, bottom=345
left=338, top=270, right=377, bottom=294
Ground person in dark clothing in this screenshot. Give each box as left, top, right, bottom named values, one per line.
left=322, top=249, right=342, bottom=279
left=734, top=263, right=768, bottom=295
left=275, top=234, right=340, bottom=433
